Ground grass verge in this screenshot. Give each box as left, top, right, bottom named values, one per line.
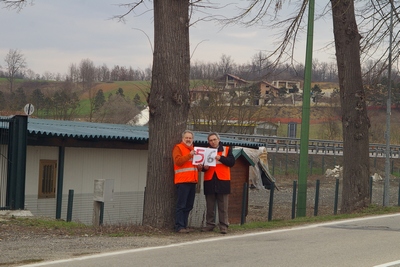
left=1, top=205, right=400, bottom=237
left=229, top=205, right=400, bottom=232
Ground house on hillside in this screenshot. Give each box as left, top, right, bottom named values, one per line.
left=189, top=84, right=221, bottom=103
left=0, top=116, right=261, bottom=227
left=252, top=81, right=280, bottom=105
left=271, top=80, right=302, bottom=93
left=215, top=74, right=248, bottom=90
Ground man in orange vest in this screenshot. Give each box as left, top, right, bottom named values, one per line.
left=202, top=132, right=235, bottom=234
left=172, top=130, right=202, bottom=233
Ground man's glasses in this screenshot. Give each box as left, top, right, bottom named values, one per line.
left=208, top=138, right=218, bottom=142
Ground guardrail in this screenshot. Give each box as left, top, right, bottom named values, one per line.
left=217, top=133, right=400, bottom=159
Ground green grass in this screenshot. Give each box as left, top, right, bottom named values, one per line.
left=91, top=81, right=151, bottom=100
left=229, top=205, right=400, bottom=232
left=10, top=216, right=87, bottom=229
left=76, top=81, right=150, bottom=116
left=2, top=205, right=400, bottom=237
left=0, top=259, right=45, bottom=266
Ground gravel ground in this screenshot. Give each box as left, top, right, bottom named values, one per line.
left=1, top=175, right=398, bottom=267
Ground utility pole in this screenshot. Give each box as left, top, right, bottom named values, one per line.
left=383, top=0, right=394, bottom=206
left=297, top=0, right=314, bottom=217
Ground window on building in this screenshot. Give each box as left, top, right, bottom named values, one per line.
left=38, top=160, right=57, bottom=199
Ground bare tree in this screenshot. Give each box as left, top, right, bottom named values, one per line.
left=79, top=59, right=96, bottom=121
left=331, top=0, right=370, bottom=212
left=221, top=0, right=380, bottom=213
left=25, top=69, right=36, bottom=80
left=49, top=81, right=80, bottom=120
left=218, top=54, right=235, bottom=76
left=189, top=81, right=234, bottom=132
left=67, top=63, right=80, bottom=83
left=141, top=0, right=191, bottom=229
left=4, top=49, right=26, bottom=92
left=0, top=0, right=28, bottom=10
left=251, top=51, right=271, bottom=79
left=100, top=64, right=110, bottom=82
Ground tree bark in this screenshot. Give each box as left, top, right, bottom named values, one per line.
left=331, top=0, right=370, bottom=213
left=143, top=0, right=191, bottom=228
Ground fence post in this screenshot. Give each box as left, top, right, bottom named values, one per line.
left=391, top=160, right=394, bottom=174
left=285, top=153, right=288, bottom=174
left=272, top=154, right=275, bottom=175
left=66, top=189, right=74, bottom=222
left=334, top=179, right=339, bottom=215
left=292, top=181, right=297, bottom=219
left=369, top=176, right=373, bottom=203
left=314, top=180, right=320, bottom=216
left=398, top=180, right=400, bottom=206
left=240, top=183, right=248, bottom=225
left=268, top=182, right=275, bottom=221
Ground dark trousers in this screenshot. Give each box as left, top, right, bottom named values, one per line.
left=205, top=193, right=229, bottom=230
left=175, top=183, right=196, bottom=231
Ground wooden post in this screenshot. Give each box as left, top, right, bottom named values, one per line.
left=93, top=201, right=101, bottom=226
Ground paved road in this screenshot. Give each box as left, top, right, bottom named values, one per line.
left=21, top=214, right=400, bottom=267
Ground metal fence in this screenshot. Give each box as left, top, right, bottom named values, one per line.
left=0, top=117, right=11, bottom=210
left=218, top=133, right=400, bottom=159
left=218, top=133, right=400, bottom=221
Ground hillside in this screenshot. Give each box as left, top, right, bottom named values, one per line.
left=2, top=79, right=400, bottom=144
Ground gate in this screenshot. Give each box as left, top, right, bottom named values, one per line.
left=0, top=115, right=28, bottom=210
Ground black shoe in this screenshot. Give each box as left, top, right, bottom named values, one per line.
left=177, top=228, right=189, bottom=233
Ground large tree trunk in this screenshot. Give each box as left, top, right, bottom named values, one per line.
left=143, top=0, right=190, bottom=229
left=331, top=0, right=370, bottom=213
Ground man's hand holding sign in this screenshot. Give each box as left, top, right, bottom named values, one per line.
left=193, top=147, right=218, bottom=168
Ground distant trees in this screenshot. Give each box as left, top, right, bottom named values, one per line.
left=133, top=93, right=143, bottom=108
left=46, top=81, right=80, bottom=120
left=79, top=59, right=96, bottom=121
left=30, top=88, right=46, bottom=115
left=116, top=88, right=125, bottom=97
left=189, top=81, right=263, bottom=134
left=11, top=87, right=27, bottom=110
left=1, top=47, right=343, bottom=84
left=4, top=49, right=26, bottom=92
left=93, top=89, right=106, bottom=112
left=94, top=94, right=139, bottom=124
left=311, top=84, right=324, bottom=105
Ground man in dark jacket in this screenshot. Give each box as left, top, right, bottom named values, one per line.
left=202, top=132, right=235, bottom=234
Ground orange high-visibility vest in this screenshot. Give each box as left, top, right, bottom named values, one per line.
left=173, top=143, right=198, bottom=184
left=204, top=146, right=230, bottom=181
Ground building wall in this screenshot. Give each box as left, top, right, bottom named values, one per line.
left=24, top=146, right=148, bottom=225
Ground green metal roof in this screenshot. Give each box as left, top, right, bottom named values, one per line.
left=26, top=118, right=262, bottom=148
left=232, top=148, right=256, bottom=166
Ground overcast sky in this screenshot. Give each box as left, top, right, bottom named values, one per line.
left=0, top=1, right=336, bottom=77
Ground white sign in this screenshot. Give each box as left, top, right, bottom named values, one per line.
left=193, top=147, right=217, bottom=167
left=24, top=103, right=34, bottom=116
